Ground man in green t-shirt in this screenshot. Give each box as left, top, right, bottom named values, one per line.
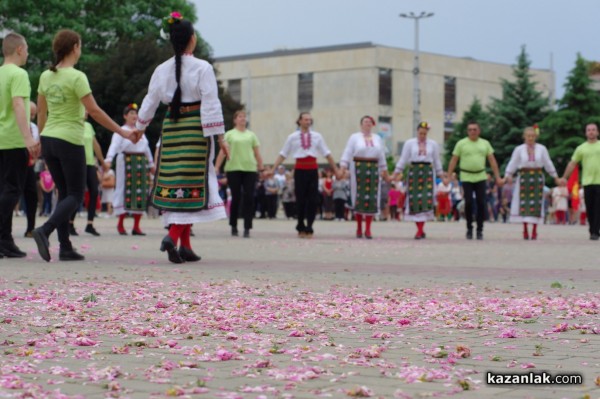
left=0, top=32, right=40, bottom=258
left=561, top=123, right=600, bottom=240
left=447, top=121, right=502, bottom=240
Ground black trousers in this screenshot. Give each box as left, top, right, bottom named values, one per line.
left=294, top=168, right=319, bottom=233
left=0, top=148, right=29, bottom=241
left=265, top=194, right=278, bottom=218
left=40, top=137, right=86, bottom=250
left=462, top=180, right=487, bottom=233
left=23, top=165, right=38, bottom=233
left=70, top=165, right=99, bottom=223
left=584, top=185, right=600, bottom=236
left=334, top=198, right=346, bottom=219
left=226, top=171, right=257, bottom=230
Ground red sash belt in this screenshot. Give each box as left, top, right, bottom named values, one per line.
left=295, top=156, right=318, bottom=170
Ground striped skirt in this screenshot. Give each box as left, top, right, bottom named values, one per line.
left=151, top=107, right=210, bottom=212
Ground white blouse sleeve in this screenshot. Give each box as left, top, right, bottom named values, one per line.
left=541, top=145, right=558, bottom=177
left=394, top=140, right=412, bottom=174
left=505, top=146, right=520, bottom=177
left=339, top=135, right=355, bottom=169
left=279, top=133, right=294, bottom=158
left=431, top=141, right=443, bottom=175
left=316, top=134, right=331, bottom=158
left=136, top=68, right=162, bottom=131
left=105, top=133, right=124, bottom=164
left=377, top=137, right=387, bottom=171
left=199, top=65, right=225, bottom=136
left=143, top=138, right=155, bottom=168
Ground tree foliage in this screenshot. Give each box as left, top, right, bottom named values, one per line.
left=0, top=0, right=198, bottom=69
left=486, top=46, right=550, bottom=170
left=0, top=0, right=242, bottom=153
left=540, top=54, right=600, bottom=174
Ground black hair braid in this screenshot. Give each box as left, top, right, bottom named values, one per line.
left=168, top=20, right=194, bottom=122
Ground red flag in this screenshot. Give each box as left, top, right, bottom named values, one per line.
left=568, top=165, right=579, bottom=210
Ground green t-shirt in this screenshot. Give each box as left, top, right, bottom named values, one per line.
left=38, top=67, right=92, bottom=146
left=0, top=63, right=31, bottom=149
left=223, top=128, right=260, bottom=172
left=83, top=122, right=96, bottom=166
left=572, top=141, right=600, bottom=186
left=452, top=137, right=494, bottom=183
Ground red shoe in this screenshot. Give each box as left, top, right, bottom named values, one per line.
left=117, top=227, right=127, bottom=236
left=531, top=231, right=537, bottom=240
left=523, top=231, right=529, bottom=240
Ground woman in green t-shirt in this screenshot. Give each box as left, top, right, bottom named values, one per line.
left=215, top=110, right=264, bottom=238
left=32, top=29, right=139, bottom=263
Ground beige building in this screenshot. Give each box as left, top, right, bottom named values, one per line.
left=215, top=42, right=554, bottom=164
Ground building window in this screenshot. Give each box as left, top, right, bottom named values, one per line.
left=228, top=79, right=241, bottom=102
left=298, top=73, right=313, bottom=110
left=444, top=76, right=456, bottom=135
left=379, top=68, right=392, bottom=106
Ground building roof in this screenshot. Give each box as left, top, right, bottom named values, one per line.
left=215, top=42, right=378, bottom=62
left=215, top=42, right=552, bottom=72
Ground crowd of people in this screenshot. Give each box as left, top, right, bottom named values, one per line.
left=2, top=12, right=599, bottom=265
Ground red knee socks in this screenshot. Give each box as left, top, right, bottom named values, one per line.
left=180, top=224, right=192, bottom=249
left=365, top=216, right=373, bottom=237
left=356, top=214, right=363, bottom=236
left=168, top=224, right=186, bottom=246
left=523, top=223, right=529, bottom=239
left=133, top=214, right=142, bottom=233
left=416, top=222, right=425, bottom=237
left=531, top=223, right=537, bottom=239
left=117, top=214, right=126, bottom=233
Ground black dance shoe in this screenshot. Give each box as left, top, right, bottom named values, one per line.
left=160, top=235, right=184, bottom=264
left=178, top=247, right=201, bottom=262
left=85, top=225, right=101, bottom=236
left=0, top=240, right=26, bottom=258
left=132, top=229, right=146, bottom=236
left=32, top=228, right=51, bottom=262
left=59, top=249, right=85, bottom=261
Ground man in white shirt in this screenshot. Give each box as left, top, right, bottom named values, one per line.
left=272, top=112, right=338, bottom=238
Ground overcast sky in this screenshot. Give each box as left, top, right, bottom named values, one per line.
left=193, top=0, right=598, bottom=99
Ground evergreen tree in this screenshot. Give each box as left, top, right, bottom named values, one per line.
left=487, top=46, right=550, bottom=169
left=443, top=97, right=491, bottom=168
left=540, top=54, right=600, bottom=174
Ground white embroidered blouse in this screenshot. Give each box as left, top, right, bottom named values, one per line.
left=136, top=55, right=225, bottom=136
left=279, top=130, right=331, bottom=159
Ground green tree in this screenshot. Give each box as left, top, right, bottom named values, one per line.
left=487, top=46, right=550, bottom=169
left=443, top=97, right=491, bottom=168
left=0, top=0, right=198, bottom=95
left=540, top=54, right=600, bottom=174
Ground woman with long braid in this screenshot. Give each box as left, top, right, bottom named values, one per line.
left=136, top=12, right=228, bottom=264
left=33, top=29, right=138, bottom=262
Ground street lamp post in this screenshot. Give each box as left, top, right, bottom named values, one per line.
left=399, top=11, right=434, bottom=137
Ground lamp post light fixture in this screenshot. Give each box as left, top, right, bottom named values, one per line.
left=399, top=11, right=434, bottom=137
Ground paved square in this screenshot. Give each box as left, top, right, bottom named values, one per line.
left=1, top=216, right=598, bottom=398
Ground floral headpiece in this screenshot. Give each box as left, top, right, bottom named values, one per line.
left=160, top=11, right=183, bottom=40
left=533, top=124, right=540, bottom=136
left=124, top=103, right=138, bottom=115
left=418, top=121, right=430, bottom=130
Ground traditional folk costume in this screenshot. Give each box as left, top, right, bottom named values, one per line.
left=436, top=181, right=452, bottom=220
left=505, top=143, right=557, bottom=239
left=340, top=132, right=387, bottom=238
left=105, top=130, right=154, bottom=235
left=279, top=129, right=332, bottom=236
left=136, top=54, right=226, bottom=260
left=394, top=138, right=443, bottom=238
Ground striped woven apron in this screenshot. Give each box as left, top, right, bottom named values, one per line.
left=151, top=103, right=210, bottom=212
left=406, top=162, right=434, bottom=214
